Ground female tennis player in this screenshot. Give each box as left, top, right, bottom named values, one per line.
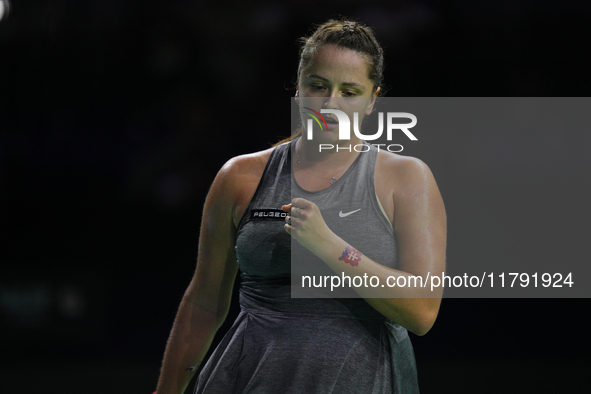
left=155, top=19, right=446, bottom=394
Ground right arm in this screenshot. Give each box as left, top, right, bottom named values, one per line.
left=155, top=159, right=241, bottom=394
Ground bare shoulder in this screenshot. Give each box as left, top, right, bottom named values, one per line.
left=210, top=147, right=275, bottom=227
left=375, top=150, right=437, bottom=194
left=217, top=147, right=274, bottom=185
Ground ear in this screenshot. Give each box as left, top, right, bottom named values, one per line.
left=364, top=87, right=380, bottom=115
left=295, top=89, right=300, bottom=104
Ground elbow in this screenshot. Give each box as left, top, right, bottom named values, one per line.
left=410, top=320, right=433, bottom=337
left=182, top=294, right=229, bottom=332
left=409, top=303, right=439, bottom=336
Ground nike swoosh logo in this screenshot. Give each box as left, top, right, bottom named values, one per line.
left=339, top=209, right=361, bottom=218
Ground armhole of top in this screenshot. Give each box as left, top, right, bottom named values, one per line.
left=235, top=145, right=282, bottom=234
left=375, top=191, right=393, bottom=231
left=368, top=146, right=394, bottom=232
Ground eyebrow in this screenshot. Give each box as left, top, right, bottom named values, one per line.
left=305, top=74, right=366, bottom=89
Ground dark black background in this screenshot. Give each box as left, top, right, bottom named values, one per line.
left=1, top=1, right=590, bottom=393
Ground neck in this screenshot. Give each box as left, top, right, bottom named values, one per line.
left=292, top=136, right=362, bottom=187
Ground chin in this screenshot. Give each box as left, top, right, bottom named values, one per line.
left=313, top=129, right=342, bottom=145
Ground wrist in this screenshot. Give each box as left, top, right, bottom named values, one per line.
left=313, top=232, right=344, bottom=263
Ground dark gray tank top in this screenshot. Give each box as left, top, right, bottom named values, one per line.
left=196, top=139, right=418, bottom=394
left=236, top=138, right=397, bottom=283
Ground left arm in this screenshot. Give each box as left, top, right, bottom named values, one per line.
left=283, top=158, right=446, bottom=336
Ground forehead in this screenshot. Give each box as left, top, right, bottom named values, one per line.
left=303, top=44, right=372, bottom=86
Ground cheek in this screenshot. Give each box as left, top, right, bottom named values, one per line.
left=347, top=101, right=373, bottom=119
left=354, top=113, right=366, bottom=127
left=300, top=96, right=325, bottom=110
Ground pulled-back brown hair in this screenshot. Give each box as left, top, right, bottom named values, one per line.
left=276, top=18, right=385, bottom=146
left=298, top=19, right=384, bottom=94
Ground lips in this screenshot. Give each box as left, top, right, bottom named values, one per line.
left=323, top=115, right=338, bottom=124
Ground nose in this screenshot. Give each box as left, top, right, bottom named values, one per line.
left=324, top=89, right=340, bottom=109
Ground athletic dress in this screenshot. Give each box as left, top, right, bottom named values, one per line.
left=193, top=139, right=419, bottom=394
